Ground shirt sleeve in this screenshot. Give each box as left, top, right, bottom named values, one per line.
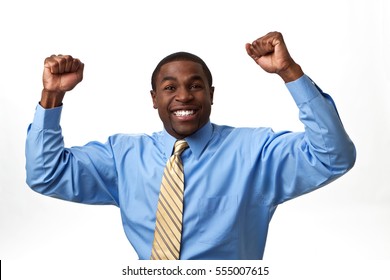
left=25, top=104, right=119, bottom=206
left=252, top=74, right=356, bottom=205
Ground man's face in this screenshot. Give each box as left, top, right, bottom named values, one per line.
left=151, top=60, right=214, bottom=139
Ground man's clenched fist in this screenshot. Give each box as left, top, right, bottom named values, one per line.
left=245, top=32, right=303, bottom=83
left=41, top=55, right=84, bottom=108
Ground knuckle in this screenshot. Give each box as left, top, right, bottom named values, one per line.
left=49, top=59, right=59, bottom=68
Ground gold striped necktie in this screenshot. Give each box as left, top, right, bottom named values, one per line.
left=151, top=139, right=189, bottom=260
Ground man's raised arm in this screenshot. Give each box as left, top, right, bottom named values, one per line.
left=25, top=55, right=118, bottom=205
left=246, top=32, right=356, bottom=203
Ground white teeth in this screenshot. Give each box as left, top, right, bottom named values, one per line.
left=174, top=110, right=194, bottom=116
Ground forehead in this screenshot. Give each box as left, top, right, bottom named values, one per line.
left=157, top=60, right=207, bottom=82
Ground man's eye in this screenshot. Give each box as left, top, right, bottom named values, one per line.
left=190, top=84, right=202, bottom=89
left=164, top=86, right=175, bottom=91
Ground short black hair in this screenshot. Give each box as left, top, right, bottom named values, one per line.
left=151, top=52, right=213, bottom=91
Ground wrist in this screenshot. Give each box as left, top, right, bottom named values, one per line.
left=40, top=89, right=65, bottom=109
left=278, top=62, right=304, bottom=83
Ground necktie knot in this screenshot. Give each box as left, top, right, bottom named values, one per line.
left=173, top=140, right=188, bottom=156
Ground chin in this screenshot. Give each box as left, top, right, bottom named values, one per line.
left=172, top=126, right=198, bottom=138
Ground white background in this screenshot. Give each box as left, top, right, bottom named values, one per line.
left=1, top=0, right=389, bottom=279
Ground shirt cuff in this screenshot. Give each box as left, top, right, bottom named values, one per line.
left=32, top=103, right=63, bottom=130
left=286, top=74, right=321, bottom=105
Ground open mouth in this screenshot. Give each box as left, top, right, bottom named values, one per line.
left=173, top=110, right=195, bottom=117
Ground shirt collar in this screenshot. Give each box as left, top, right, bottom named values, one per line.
left=162, top=121, right=213, bottom=160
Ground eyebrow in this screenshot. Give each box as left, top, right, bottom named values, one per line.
left=160, top=76, right=177, bottom=83
left=160, top=75, right=204, bottom=84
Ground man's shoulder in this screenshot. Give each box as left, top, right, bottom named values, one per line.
left=211, top=123, right=272, bottom=136
left=108, top=131, right=164, bottom=145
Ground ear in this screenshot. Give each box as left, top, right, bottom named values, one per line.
left=150, top=90, right=158, bottom=109
left=210, top=86, right=215, bottom=105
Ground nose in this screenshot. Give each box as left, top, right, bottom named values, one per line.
left=175, top=88, right=193, bottom=103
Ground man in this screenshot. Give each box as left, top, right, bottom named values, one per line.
left=25, top=32, right=356, bottom=260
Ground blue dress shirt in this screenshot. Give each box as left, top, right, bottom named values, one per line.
left=25, top=75, right=356, bottom=259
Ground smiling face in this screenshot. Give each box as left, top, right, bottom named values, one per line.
left=151, top=60, right=214, bottom=139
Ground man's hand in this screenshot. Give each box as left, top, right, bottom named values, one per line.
left=245, top=32, right=303, bottom=83
left=40, top=55, right=84, bottom=108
